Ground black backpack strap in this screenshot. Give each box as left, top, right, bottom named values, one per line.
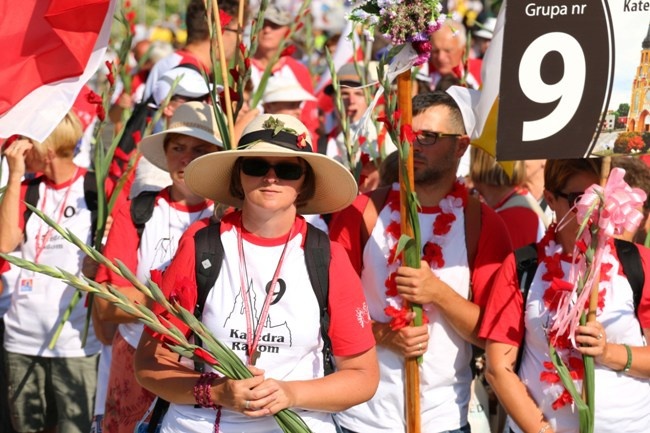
left=304, top=223, right=334, bottom=375
left=146, top=397, right=168, bottom=433
left=194, top=221, right=224, bottom=320
left=514, top=242, right=539, bottom=373
left=614, top=239, right=645, bottom=317
left=148, top=221, right=223, bottom=432
left=130, top=190, right=159, bottom=244
left=22, top=177, right=43, bottom=240
left=83, top=171, right=98, bottom=246
left=515, top=243, right=539, bottom=299
left=117, top=95, right=157, bottom=158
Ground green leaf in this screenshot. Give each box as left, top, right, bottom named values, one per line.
left=549, top=345, right=593, bottom=433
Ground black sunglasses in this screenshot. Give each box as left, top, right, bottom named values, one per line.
left=415, top=131, right=462, bottom=146
left=241, top=158, right=304, bottom=180
left=555, top=191, right=583, bottom=208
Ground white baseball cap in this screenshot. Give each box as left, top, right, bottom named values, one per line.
left=152, top=66, right=215, bottom=106
left=262, top=76, right=316, bottom=104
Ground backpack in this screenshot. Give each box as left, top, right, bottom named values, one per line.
left=23, top=171, right=98, bottom=246
left=146, top=219, right=333, bottom=432
left=130, top=190, right=159, bottom=245
left=513, top=238, right=645, bottom=372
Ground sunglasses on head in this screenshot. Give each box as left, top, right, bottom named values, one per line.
left=555, top=191, right=583, bottom=208
left=241, top=158, right=304, bottom=180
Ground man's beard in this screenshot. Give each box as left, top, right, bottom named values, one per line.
left=413, top=153, right=457, bottom=185
left=414, top=166, right=446, bottom=184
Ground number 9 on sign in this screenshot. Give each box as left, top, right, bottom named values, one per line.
left=518, top=32, right=585, bottom=142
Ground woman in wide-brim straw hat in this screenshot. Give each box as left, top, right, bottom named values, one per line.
left=94, top=101, right=223, bottom=433
left=135, top=114, right=379, bottom=432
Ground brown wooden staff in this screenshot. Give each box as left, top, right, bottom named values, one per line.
left=397, top=69, right=421, bottom=433
left=587, top=155, right=612, bottom=323
left=210, top=0, right=236, bottom=143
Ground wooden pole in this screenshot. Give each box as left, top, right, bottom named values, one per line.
left=211, top=0, right=236, bottom=143
left=232, top=0, right=245, bottom=87
left=397, top=69, right=421, bottom=433
left=587, top=155, right=611, bottom=323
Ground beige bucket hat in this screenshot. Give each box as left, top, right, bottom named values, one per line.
left=184, top=114, right=358, bottom=214
left=138, top=101, right=223, bottom=171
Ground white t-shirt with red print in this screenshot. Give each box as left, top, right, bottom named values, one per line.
left=4, top=169, right=101, bottom=357
left=95, top=187, right=213, bottom=348
left=330, top=183, right=512, bottom=433
left=149, top=212, right=374, bottom=433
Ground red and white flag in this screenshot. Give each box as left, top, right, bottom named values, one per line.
left=0, top=0, right=117, bottom=141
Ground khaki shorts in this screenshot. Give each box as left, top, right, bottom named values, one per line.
left=5, top=350, right=98, bottom=433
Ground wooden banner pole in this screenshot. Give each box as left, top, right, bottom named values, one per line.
left=397, top=69, right=421, bottom=433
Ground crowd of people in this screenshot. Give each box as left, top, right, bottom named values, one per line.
left=1, top=1, right=650, bottom=433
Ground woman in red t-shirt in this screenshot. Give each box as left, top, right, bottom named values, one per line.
left=480, top=158, right=650, bottom=433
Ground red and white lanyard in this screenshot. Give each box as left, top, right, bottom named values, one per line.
left=33, top=169, right=79, bottom=264
left=237, top=220, right=294, bottom=365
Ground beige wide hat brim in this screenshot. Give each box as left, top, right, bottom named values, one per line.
left=185, top=142, right=358, bottom=215
left=139, top=125, right=223, bottom=172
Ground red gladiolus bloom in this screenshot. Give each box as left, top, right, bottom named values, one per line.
left=86, top=91, right=102, bottom=104
left=220, top=10, right=233, bottom=29
left=194, top=347, right=220, bottom=366
left=280, top=45, right=296, bottom=58
left=131, top=130, right=142, bottom=145
left=230, top=67, right=240, bottom=82
left=400, top=124, right=416, bottom=144
left=105, top=61, right=115, bottom=86
left=170, top=276, right=195, bottom=308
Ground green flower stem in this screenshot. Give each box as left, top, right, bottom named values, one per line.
left=549, top=345, right=593, bottom=433
left=48, top=290, right=83, bottom=350
left=324, top=49, right=358, bottom=179
left=2, top=213, right=313, bottom=432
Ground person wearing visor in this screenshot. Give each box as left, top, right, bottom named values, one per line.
left=135, top=113, right=378, bottom=432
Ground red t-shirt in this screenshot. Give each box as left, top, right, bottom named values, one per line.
left=498, top=206, right=541, bottom=249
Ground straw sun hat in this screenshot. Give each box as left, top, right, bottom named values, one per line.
left=185, top=114, right=358, bottom=215
left=138, top=101, right=223, bottom=171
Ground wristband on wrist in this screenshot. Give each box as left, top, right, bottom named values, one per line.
left=538, top=423, right=551, bottom=433
left=193, top=372, right=220, bottom=409
left=623, top=344, right=633, bottom=373
left=193, top=372, right=223, bottom=433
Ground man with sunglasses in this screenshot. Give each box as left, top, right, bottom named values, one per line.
left=331, top=90, right=512, bottom=433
